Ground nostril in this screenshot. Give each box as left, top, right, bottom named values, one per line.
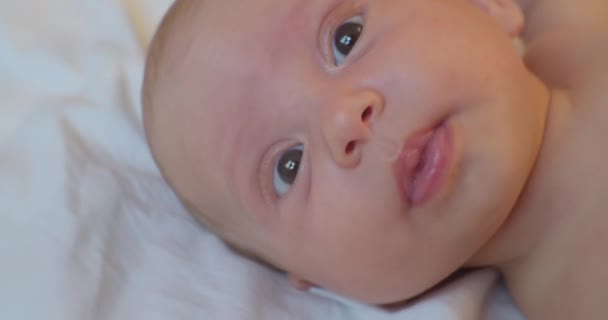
left=345, top=141, right=356, bottom=155
left=361, top=106, right=373, bottom=122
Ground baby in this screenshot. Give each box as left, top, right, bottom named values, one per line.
left=142, top=0, right=608, bottom=318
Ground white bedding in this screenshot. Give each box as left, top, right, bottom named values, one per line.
left=0, top=1, right=524, bottom=319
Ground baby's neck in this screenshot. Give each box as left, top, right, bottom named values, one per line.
left=491, top=89, right=608, bottom=318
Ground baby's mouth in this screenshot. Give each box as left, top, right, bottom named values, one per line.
left=394, top=122, right=453, bottom=207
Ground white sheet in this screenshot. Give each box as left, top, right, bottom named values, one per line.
left=0, top=1, right=524, bottom=319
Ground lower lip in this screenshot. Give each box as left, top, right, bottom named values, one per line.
left=395, top=123, right=453, bottom=207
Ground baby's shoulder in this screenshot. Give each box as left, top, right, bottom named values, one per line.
left=525, top=29, right=608, bottom=96
left=525, top=27, right=608, bottom=132
left=567, top=34, right=608, bottom=128
left=565, top=31, right=608, bottom=98
left=522, top=0, right=608, bottom=95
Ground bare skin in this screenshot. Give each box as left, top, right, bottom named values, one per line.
left=480, top=0, right=608, bottom=318
left=143, top=0, right=608, bottom=318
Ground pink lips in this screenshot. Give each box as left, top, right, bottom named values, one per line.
left=394, top=123, right=453, bottom=207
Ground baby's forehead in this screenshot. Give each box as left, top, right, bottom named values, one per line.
left=175, top=0, right=327, bottom=58
left=169, top=4, right=317, bottom=107
left=148, top=1, right=316, bottom=222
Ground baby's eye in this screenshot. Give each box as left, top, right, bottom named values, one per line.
left=273, top=144, right=304, bottom=197
left=332, top=16, right=364, bottom=66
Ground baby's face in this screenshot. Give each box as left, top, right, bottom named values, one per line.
left=161, top=0, right=547, bottom=304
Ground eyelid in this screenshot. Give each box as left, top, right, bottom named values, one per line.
left=318, top=0, right=367, bottom=69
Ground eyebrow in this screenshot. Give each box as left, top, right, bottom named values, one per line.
left=223, top=120, right=285, bottom=226
left=282, top=1, right=310, bottom=26
left=274, top=0, right=346, bottom=50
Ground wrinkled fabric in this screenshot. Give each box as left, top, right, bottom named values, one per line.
left=0, top=1, right=524, bottom=319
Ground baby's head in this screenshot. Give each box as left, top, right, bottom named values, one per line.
left=143, top=0, right=548, bottom=304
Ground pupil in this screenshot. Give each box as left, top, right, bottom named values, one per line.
left=335, top=22, right=362, bottom=56
left=278, top=149, right=302, bottom=185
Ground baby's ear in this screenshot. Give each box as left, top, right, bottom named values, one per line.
left=469, top=0, right=524, bottom=36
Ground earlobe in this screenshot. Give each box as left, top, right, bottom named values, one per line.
left=469, top=0, right=524, bottom=36
left=288, top=274, right=316, bottom=291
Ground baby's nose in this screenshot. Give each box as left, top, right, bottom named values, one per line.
left=322, top=90, right=384, bottom=168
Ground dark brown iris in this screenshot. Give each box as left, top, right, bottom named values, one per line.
left=277, top=148, right=302, bottom=185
